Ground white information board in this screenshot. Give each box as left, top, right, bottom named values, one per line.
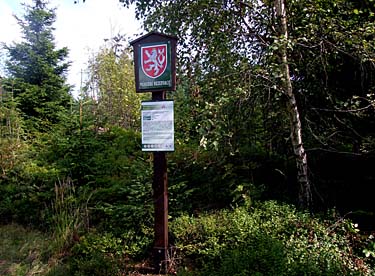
left=141, top=100, right=174, bottom=152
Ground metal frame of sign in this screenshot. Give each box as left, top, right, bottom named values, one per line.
left=130, top=32, right=177, bottom=93
left=141, top=100, right=174, bottom=152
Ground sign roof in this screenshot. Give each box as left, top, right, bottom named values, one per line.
left=130, top=31, right=177, bottom=46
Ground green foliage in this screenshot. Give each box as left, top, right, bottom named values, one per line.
left=68, top=231, right=126, bottom=276
left=68, top=228, right=153, bottom=275
left=125, top=0, right=375, bottom=209
left=0, top=94, right=26, bottom=181
left=0, top=117, right=154, bottom=272
left=2, top=0, right=72, bottom=132
left=0, top=158, right=58, bottom=227
left=42, top=124, right=154, bottom=234
left=0, top=123, right=155, bottom=274
left=172, top=201, right=373, bottom=275
left=2, top=2, right=375, bottom=274
left=168, top=139, right=287, bottom=215
left=0, top=114, right=154, bottom=235
left=287, top=0, right=375, bottom=155
left=363, top=235, right=375, bottom=268
left=201, top=235, right=288, bottom=276
left=84, top=34, right=142, bottom=129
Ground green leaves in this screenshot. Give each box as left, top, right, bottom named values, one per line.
left=84, top=38, right=142, bottom=130
left=171, top=201, right=373, bottom=275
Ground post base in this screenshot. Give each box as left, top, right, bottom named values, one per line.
left=153, top=246, right=169, bottom=273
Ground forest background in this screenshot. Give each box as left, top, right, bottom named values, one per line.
left=0, top=0, right=375, bottom=275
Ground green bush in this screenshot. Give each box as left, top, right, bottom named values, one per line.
left=68, top=227, right=153, bottom=275
left=202, top=235, right=288, bottom=276
left=0, top=161, right=59, bottom=228
left=68, top=231, right=126, bottom=276
left=172, top=201, right=373, bottom=275
left=69, top=251, right=121, bottom=276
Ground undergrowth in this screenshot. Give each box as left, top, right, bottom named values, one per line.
left=1, top=200, right=374, bottom=275
left=0, top=224, right=63, bottom=276
left=171, top=201, right=374, bottom=276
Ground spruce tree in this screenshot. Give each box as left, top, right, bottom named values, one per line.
left=2, top=0, right=72, bottom=131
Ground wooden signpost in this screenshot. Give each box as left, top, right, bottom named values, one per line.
left=130, top=31, right=177, bottom=271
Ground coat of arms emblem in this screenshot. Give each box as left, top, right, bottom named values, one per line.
left=141, top=44, right=168, bottom=78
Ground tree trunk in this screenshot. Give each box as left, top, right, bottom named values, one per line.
left=274, top=0, right=312, bottom=208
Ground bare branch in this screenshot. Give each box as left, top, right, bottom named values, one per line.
left=311, top=103, right=375, bottom=113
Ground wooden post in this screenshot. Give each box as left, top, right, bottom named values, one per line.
left=151, top=91, right=169, bottom=271
left=130, top=32, right=177, bottom=272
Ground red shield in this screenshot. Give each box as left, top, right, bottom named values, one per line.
left=141, top=44, right=168, bottom=78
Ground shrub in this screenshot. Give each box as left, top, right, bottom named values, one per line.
left=68, top=226, right=154, bottom=276
left=0, top=161, right=59, bottom=228
left=68, top=231, right=126, bottom=276
left=202, top=234, right=288, bottom=276
left=172, top=201, right=373, bottom=275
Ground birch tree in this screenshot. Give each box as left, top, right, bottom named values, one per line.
left=273, top=0, right=311, bottom=207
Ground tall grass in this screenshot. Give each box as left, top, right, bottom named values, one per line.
left=51, top=178, right=91, bottom=254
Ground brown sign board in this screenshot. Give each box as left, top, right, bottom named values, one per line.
left=130, top=31, right=177, bottom=93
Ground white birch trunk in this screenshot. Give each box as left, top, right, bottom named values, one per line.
left=274, top=0, right=312, bottom=208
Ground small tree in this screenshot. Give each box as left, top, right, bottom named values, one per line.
left=2, top=0, right=72, bottom=131
left=84, top=34, right=141, bottom=130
